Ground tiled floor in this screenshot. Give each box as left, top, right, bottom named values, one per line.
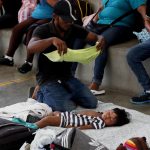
left=0, top=66, right=149, bottom=115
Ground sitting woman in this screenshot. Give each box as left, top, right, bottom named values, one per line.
left=0, top=0, right=58, bottom=70
left=86, top=0, right=150, bottom=94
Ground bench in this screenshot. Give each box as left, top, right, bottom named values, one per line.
left=1, top=29, right=150, bottom=94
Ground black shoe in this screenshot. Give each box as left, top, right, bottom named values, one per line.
left=130, top=92, right=150, bottom=104
left=18, top=62, right=32, bottom=74
left=0, top=57, right=14, bottom=66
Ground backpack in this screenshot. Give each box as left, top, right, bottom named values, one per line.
left=69, top=0, right=93, bottom=25
left=0, top=118, right=35, bottom=150
left=47, top=128, right=108, bottom=150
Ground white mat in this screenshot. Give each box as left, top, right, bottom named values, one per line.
left=49, top=102, right=150, bottom=150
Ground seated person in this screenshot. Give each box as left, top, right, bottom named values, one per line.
left=25, top=0, right=105, bottom=111
left=88, top=0, right=149, bottom=93
left=0, top=0, right=58, bottom=69
left=127, top=38, right=150, bottom=104
left=12, top=108, right=130, bottom=130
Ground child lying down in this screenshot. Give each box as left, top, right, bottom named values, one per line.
left=12, top=108, right=130, bottom=130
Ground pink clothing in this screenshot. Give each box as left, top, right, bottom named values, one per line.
left=18, top=0, right=37, bottom=23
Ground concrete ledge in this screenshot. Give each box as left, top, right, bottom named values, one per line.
left=76, top=40, right=150, bottom=94
left=1, top=29, right=150, bottom=94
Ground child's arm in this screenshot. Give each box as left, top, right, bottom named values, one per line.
left=35, top=115, right=61, bottom=128
left=78, top=125, right=94, bottom=130
left=65, top=125, right=94, bottom=130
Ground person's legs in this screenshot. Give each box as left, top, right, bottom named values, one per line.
left=36, top=81, right=77, bottom=112
left=64, top=77, right=98, bottom=108
left=18, top=19, right=50, bottom=73
left=0, top=17, right=38, bottom=66
left=90, top=26, right=134, bottom=90
left=127, top=39, right=150, bottom=104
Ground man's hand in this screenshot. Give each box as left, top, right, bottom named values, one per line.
left=96, top=35, right=106, bottom=51
left=144, top=17, right=150, bottom=32
left=52, top=37, right=67, bottom=55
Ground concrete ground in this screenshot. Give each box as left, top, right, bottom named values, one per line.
left=0, top=66, right=149, bottom=115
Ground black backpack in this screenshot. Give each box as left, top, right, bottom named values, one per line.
left=0, top=118, right=35, bottom=150
left=69, top=0, right=93, bottom=25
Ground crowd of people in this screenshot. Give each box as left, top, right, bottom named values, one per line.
left=0, top=0, right=150, bottom=149
left=0, top=0, right=150, bottom=124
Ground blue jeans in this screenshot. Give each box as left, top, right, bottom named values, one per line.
left=37, top=77, right=98, bottom=111
left=93, top=26, right=134, bottom=85
left=127, top=39, right=150, bottom=91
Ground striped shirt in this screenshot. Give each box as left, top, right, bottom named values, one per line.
left=60, top=112, right=105, bottom=129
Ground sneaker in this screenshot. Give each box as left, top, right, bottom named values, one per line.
left=130, top=92, right=150, bottom=104
left=18, top=62, right=32, bottom=74
left=0, top=57, right=14, bottom=66
left=91, top=89, right=105, bottom=95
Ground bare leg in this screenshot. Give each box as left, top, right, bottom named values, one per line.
left=6, top=17, right=38, bottom=57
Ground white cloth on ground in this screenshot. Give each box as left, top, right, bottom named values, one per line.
left=0, top=98, right=52, bottom=121
left=30, top=128, right=56, bottom=150
left=45, top=102, right=150, bottom=150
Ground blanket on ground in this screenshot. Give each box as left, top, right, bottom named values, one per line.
left=48, top=102, right=150, bottom=150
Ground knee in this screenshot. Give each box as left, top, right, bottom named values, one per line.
left=84, top=99, right=98, bottom=109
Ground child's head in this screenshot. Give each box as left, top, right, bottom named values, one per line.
left=101, top=108, right=130, bottom=126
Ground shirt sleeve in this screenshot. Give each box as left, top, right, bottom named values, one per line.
left=128, top=0, right=146, bottom=9
left=32, top=24, right=50, bottom=39
left=91, top=117, right=105, bottom=129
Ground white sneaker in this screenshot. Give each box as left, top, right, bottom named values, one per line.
left=91, top=90, right=105, bottom=95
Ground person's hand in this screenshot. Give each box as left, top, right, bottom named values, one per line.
left=52, top=37, right=67, bottom=55
left=96, top=35, right=106, bottom=51
left=144, top=17, right=150, bottom=32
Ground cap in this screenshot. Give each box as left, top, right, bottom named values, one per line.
left=54, top=0, right=77, bottom=22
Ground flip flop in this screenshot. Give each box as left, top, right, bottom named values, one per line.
left=91, top=90, right=105, bottom=95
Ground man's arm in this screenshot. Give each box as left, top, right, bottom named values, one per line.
left=28, top=36, right=68, bottom=55
left=137, top=5, right=150, bottom=32
left=85, top=32, right=106, bottom=51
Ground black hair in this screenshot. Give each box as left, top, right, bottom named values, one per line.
left=113, top=108, right=130, bottom=126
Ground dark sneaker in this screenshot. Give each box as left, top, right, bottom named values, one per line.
left=130, top=92, right=150, bottom=104
left=0, top=57, right=14, bottom=66
left=18, top=62, right=32, bottom=74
